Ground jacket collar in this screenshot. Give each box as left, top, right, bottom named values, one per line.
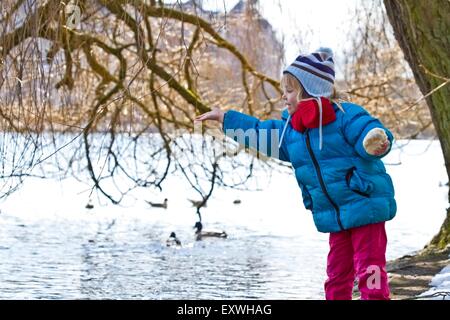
left=281, top=108, right=290, bottom=121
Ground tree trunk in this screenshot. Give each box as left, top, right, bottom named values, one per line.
left=384, top=0, right=450, bottom=249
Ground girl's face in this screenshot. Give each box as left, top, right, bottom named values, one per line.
left=282, top=85, right=300, bottom=115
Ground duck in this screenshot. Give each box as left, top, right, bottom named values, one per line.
left=193, top=221, right=227, bottom=241
left=85, top=200, right=94, bottom=209
left=188, top=199, right=207, bottom=209
left=147, top=198, right=168, bottom=209
left=233, top=199, right=241, bottom=204
left=166, top=232, right=182, bottom=247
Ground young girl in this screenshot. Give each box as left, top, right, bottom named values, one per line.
left=195, top=47, right=396, bottom=300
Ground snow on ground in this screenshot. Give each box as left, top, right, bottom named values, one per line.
left=419, top=256, right=450, bottom=300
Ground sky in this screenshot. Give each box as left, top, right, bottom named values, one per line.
left=195, top=0, right=359, bottom=63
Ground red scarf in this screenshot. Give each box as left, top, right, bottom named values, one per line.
left=291, top=97, right=336, bottom=133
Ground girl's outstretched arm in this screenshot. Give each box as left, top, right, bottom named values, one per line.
left=195, top=107, right=290, bottom=162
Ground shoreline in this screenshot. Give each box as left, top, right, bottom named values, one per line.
left=387, top=246, right=450, bottom=300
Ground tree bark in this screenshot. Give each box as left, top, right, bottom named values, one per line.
left=384, top=0, right=450, bottom=249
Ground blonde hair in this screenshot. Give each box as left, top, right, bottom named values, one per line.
left=281, top=73, right=346, bottom=113
left=281, top=73, right=307, bottom=101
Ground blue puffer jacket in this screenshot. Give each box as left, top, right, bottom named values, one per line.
left=222, top=102, right=396, bottom=233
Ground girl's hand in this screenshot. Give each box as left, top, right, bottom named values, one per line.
left=194, top=107, right=225, bottom=123
left=363, top=128, right=390, bottom=156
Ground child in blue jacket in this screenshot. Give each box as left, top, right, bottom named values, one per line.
left=195, top=47, right=396, bottom=300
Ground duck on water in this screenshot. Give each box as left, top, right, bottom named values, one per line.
left=193, top=221, right=227, bottom=241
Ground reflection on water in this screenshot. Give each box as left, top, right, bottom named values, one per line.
left=0, top=214, right=328, bottom=299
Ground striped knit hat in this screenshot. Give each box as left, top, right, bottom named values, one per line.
left=283, top=47, right=335, bottom=97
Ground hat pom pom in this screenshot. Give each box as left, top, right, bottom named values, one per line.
left=316, top=47, right=333, bottom=58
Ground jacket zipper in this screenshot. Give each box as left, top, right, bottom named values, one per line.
left=305, top=129, right=344, bottom=231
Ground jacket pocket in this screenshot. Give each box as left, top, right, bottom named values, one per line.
left=345, top=167, right=373, bottom=198
left=300, top=184, right=314, bottom=211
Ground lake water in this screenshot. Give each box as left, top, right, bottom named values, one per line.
left=0, top=139, right=448, bottom=299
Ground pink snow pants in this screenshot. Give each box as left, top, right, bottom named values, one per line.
left=325, top=222, right=390, bottom=300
